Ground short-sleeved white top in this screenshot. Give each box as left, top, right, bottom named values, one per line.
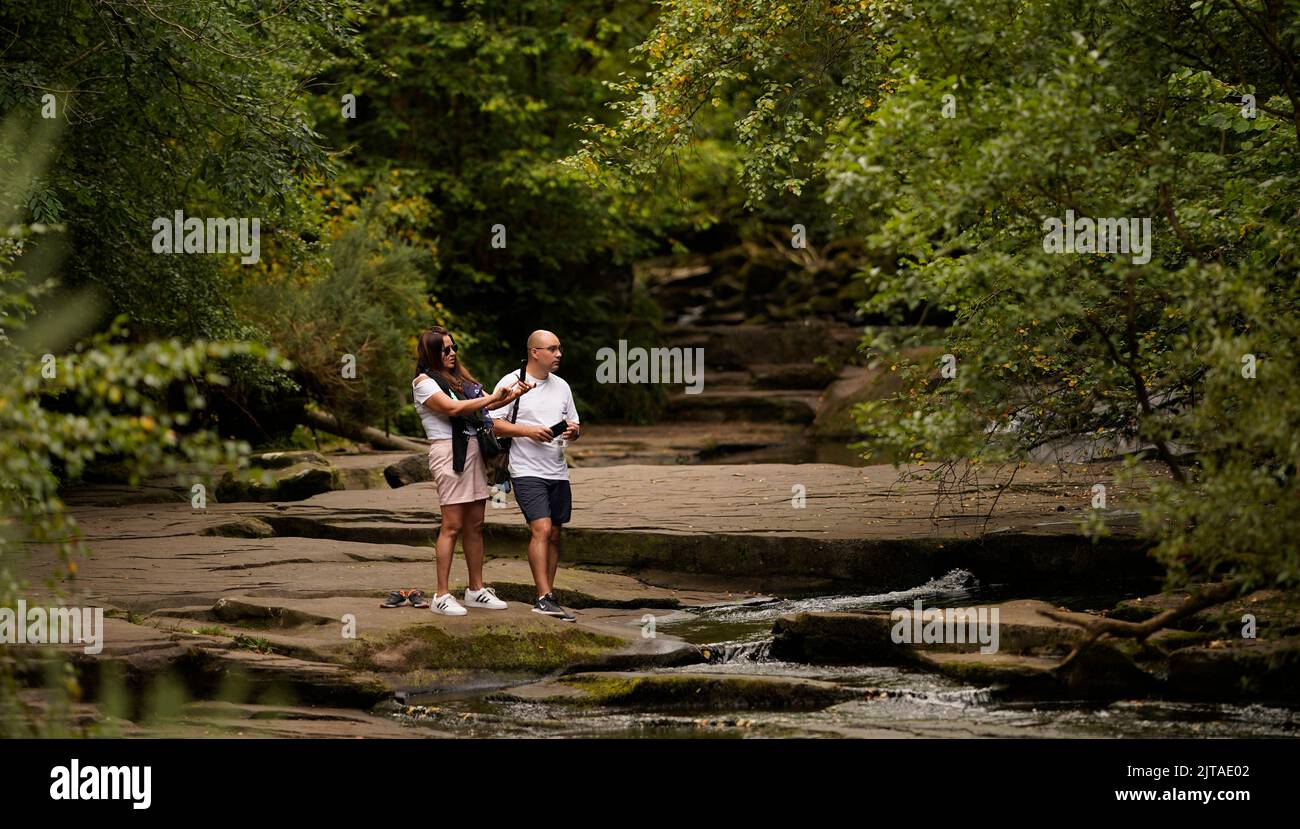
left=412, top=375, right=477, bottom=440
left=492, top=370, right=579, bottom=480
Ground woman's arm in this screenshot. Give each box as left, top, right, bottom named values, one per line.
left=486, top=380, right=532, bottom=410
left=418, top=379, right=510, bottom=418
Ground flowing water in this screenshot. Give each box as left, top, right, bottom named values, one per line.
left=388, top=570, right=1300, bottom=738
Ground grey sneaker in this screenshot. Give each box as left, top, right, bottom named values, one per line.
left=532, top=594, right=575, bottom=621
left=380, top=590, right=408, bottom=608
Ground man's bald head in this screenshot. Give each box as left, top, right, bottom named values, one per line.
left=526, top=330, right=563, bottom=375
left=527, top=330, right=558, bottom=350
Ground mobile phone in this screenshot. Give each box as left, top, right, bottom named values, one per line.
left=548, top=419, right=570, bottom=441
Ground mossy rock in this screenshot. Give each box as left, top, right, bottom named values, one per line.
left=351, top=624, right=623, bottom=674
left=1111, top=589, right=1300, bottom=638
left=1167, top=639, right=1300, bottom=701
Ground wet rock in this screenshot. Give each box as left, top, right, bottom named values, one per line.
left=548, top=671, right=860, bottom=711
left=1166, top=639, right=1300, bottom=701
left=561, top=637, right=706, bottom=673
left=771, top=612, right=906, bottom=664
left=770, top=601, right=1094, bottom=665
left=1050, top=642, right=1159, bottom=699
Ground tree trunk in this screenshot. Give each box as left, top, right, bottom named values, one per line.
left=301, top=406, right=429, bottom=453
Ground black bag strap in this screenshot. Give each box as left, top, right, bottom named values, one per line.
left=428, top=373, right=469, bottom=472
left=507, top=362, right=525, bottom=425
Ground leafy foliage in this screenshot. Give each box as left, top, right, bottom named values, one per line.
left=0, top=112, right=292, bottom=734
left=595, top=0, right=1300, bottom=593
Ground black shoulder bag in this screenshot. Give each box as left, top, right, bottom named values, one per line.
left=484, top=363, right=526, bottom=486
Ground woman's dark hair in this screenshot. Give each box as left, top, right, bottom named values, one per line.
left=416, top=326, right=479, bottom=394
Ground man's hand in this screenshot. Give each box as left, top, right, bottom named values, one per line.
left=521, top=424, right=554, bottom=442
left=559, top=420, right=580, bottom=441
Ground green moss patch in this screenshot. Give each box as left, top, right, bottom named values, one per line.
left=351, top=625, right=623, bottom=674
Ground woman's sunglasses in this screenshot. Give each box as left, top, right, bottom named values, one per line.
left=442, top=341, right=458, bottom=355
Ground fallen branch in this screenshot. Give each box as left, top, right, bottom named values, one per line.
left=1037, top=579, right=1243, bottom=674
left=301, top=406, right=430, bottom=453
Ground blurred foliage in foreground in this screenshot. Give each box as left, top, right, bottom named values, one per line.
left=0, top=115, right=290, bottom=735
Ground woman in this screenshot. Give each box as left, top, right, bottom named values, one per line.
left=413, top=326, right=532, bottom=615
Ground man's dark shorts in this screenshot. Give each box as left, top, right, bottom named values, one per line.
left=511, top=476, right=572, bottom=525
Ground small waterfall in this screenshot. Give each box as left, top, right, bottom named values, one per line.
left=702, top=638, right=773, bottom=664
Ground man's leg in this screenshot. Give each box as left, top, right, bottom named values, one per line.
left=546, top=479, right=571, bottom=590
left=527, top=516, right=553, bottom=598
left=547, top=525, right=561, bottom=590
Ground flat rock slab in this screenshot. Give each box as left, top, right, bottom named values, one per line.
left=61, top=460, right=1157, bottom=541
left=50, top=461, right=1164, bottom=590
left=23, top=536, right=734, bottom=614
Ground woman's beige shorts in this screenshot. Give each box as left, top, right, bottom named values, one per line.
left=428, top=438, right=489, bottom=505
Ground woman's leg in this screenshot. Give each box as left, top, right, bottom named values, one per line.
left=460, top=499, right=488, bottom=591
left=435, top=502, right=466, bottom=596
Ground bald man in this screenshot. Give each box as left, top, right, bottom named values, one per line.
left=491, top=330, right=581, bottom=621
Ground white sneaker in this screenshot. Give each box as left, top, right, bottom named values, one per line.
left=464, top=586, right=508, bottom=610
left=430, top=593, right=467, bottom=616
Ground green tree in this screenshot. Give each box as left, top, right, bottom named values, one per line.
left=594, top=0, right=1300, bottom=645
left=313, top=0, right=689, bottom=418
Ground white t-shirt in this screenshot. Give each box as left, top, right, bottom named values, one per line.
left=493, top=370, right=579, bottom=481
left=412, top=375, right=477, bottom=440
